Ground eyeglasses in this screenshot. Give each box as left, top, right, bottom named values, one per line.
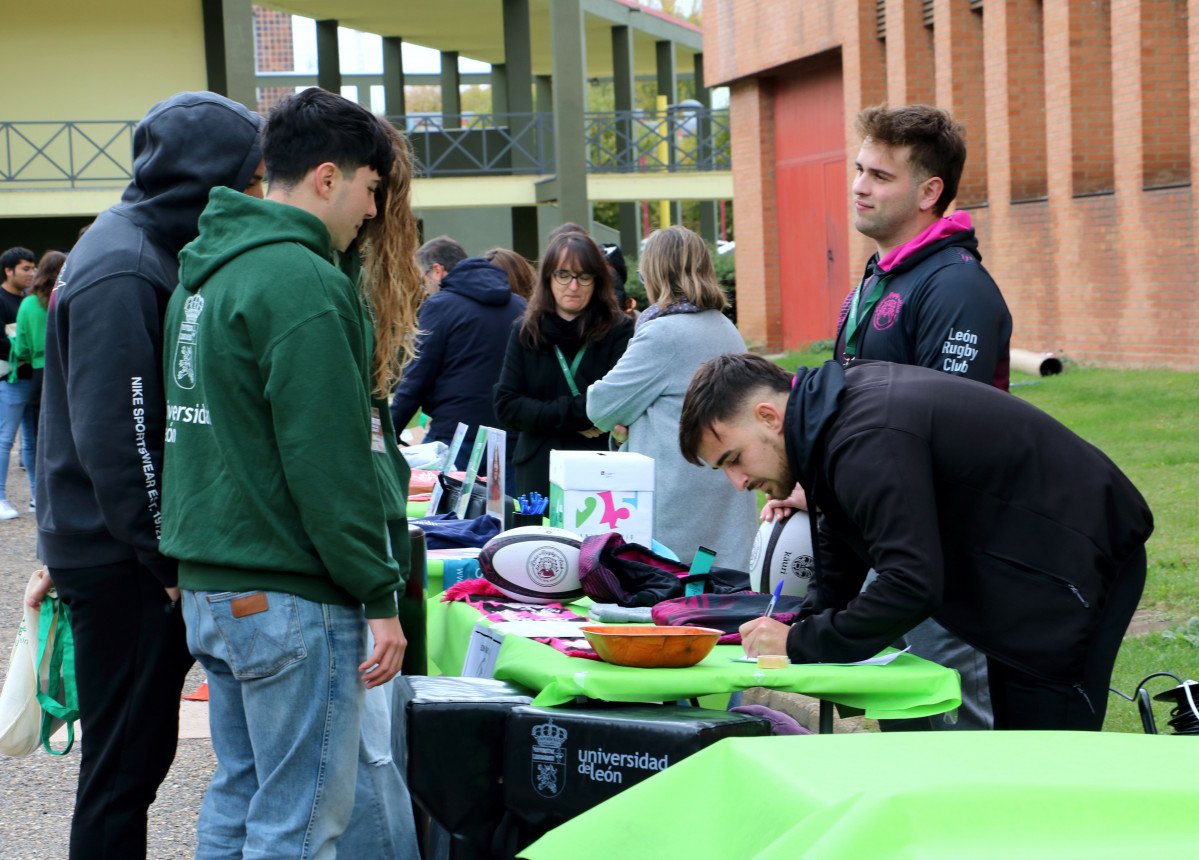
left=551, top=270, right=595, bottom=287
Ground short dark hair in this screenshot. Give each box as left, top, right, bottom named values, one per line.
left=263, top=88, right=394, bottom=189
left=856, top=104, right=967, bottom=216
left=1, top=246, right=35, bottom=276
left=416, top=235, right=467, bottom=274
left=679, top=353, right=793, bottom=466
left=521, top=231, right=621, bottom=349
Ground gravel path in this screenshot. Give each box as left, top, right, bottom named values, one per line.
left=0, top=454, right=214, bottom=858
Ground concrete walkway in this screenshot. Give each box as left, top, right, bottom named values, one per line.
left=0, top=454, right=215, bottom=858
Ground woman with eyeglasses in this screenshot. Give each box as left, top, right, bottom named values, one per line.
left=494, top=230, right=635, bottom=496
left=586, top=226, right=758, bottom=567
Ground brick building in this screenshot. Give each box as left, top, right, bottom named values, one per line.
left=706, top=0, right=1197, bottom=369
left=253, top=6, right=295, bottom=114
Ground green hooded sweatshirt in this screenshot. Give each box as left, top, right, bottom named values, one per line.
left=161, top=186, right=409, bottom=617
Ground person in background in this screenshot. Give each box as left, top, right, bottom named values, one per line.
left=390, top=235, right=525, bottom=488
left=483, top=246, right=535, bottom=300
left=587, top=226, right=757, bottom=567
left=30, top=91, right=264, bottom=860
left=494, top=230, right=634, bottom=496
left=9, top=249, right=65, bottom=512
left=547, top=222, right=629, bottom=310
left=0, top=246, right=37, bottom=520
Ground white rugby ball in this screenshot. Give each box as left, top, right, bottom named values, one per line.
left=748, top=511, right=815, bottom=598
left=479, top=526, right=584, bottom=605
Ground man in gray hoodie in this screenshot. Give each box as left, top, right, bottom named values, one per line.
left=31, top=91, right=264, bottom=860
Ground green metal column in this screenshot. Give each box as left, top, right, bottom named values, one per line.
left=504, top=0, right=538, bottom=259
left=535, top=76, right=553, bottom=113
left=201, top=0, right=257, bottom=110
left=549, top=0, right=590, bottom=230
left=613, top=24, right=640, bottom=254
left=655, top=40, right=678, bottom=104
left=383, top=36, right=406, bottom=118
left=655, top=40, right=681, bottom=226
left=694, top=52, right=718, bottom=245
left=441, top=51, right=461, bottom=127
left=491, top=64, right=509, bottom=115
left=316, top=19, right=341, bottom=94
left=504, top=0, right=534, bottom=114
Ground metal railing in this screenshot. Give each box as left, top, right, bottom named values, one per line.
left=1, top=121, right=137, bottom=188
left=1, top=108, right=730, bottom=190
left=585, top=107, right=731, bottom=173
left=398, top=112, right=554, bottom=176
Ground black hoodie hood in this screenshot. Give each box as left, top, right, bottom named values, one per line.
left=117, top=91, right=265, bottom=256
left=783, top=359, right=847, bottom=497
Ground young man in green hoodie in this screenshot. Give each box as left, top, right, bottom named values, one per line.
left=160, top=88, right=409, bottom=859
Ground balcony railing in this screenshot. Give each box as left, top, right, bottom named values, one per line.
left=1, top=109, right=730, bottom=190
left=1, top=121, right=138, bottom=188
left=399, top=112, right=554, bottom=176
left=585, top=106, right=731, bottom=173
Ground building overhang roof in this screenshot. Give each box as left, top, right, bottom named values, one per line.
left=255, top=0, right=703, bottom=78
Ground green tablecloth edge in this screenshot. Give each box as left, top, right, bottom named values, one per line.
left=429, top=599, right=960, bottom=720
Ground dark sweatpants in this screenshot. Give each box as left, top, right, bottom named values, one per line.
left=51, top=559, right=194, bottom=860
left=987, top=546, right=1147, bottom=731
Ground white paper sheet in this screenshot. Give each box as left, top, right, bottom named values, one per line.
left=489, top=620, right=591, bottom=639
left=729, top=647, right=910, bottom=667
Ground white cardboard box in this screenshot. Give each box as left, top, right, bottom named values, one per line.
left=548, top=450, right=655, bottom=546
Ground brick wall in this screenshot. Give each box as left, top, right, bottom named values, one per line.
left=253, top=6, right=294, bottom=115
left=1141, top=0, right=1189, bottom=188
left=728, top=78, right=783, bottom=349
left=705, top=0, right=1199, bottom=368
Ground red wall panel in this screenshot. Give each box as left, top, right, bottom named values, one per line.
left=772, top=57, right=849, bottom=349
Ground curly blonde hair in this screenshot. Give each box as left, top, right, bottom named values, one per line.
left=356, top=119, right=424, bottom=395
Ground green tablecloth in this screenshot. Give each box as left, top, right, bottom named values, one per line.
left=521, top=731, right=1199, bottom=859
left=427, top=598, right=961, bottom=720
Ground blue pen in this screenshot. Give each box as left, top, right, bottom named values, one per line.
left=763, top=579, right=785, bottom=619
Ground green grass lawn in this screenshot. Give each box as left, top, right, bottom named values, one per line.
left=771, top=348, right=1199, bottom=733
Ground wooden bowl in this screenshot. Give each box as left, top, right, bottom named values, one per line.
left=581, top=625, right=723, bottom=669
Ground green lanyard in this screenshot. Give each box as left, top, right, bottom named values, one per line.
left=553, top=345, right=588, bottom=396
left=843, top=271, right=890, bottom=358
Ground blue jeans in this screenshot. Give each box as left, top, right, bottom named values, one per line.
left=0, top=377, right=31, bottom=501
left=183, top=589, right=367, bottom=860
left=340, top=668, right=420, bottom=858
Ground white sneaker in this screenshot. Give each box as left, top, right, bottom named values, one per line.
left=28, top=500, right=36, bottom=513
left=0, top=499, right=18, bottom=520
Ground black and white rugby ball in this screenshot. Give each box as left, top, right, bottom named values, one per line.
left=748, top=511, right=815, bottom=598
left=479, top=526, right=584, bottom=604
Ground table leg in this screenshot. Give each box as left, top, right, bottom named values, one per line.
left=819, top=700, right=834, bottom=734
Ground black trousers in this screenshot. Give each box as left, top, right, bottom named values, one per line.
left=52, top=559, right=194, bottom=860
left=988, top=545, right=1148, bottom=731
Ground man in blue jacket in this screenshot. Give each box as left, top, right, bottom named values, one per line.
left=392, top=235, right=525, bottom=486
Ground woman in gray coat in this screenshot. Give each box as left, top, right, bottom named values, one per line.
left=587, top=226, right=758, bottom=568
